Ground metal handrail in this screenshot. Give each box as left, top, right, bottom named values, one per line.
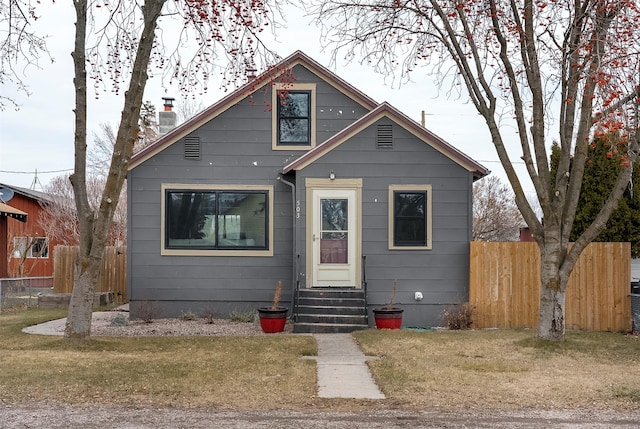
left=293, top=254, right=300, bottom=322
left=362, top=254, right=369, bottom=325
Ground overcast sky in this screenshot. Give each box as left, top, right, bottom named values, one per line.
left=0, top=2, right=533, bottom=196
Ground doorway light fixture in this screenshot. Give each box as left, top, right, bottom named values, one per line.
left=329, top=170, right=336, bottom=180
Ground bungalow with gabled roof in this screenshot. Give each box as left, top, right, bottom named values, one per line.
left=126, top=51, right=488, bottom=331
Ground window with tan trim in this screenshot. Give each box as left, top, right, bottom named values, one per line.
left=272, top=83, right=316, bottom=150
left=161, top=184, right=274, bottom=256
left=388, top=185, right=432, bottom=250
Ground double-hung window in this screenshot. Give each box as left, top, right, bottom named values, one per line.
left=13, top=237, right=49, bottom=258
left=278, top=91, right=310, bottom=144
left=272, top=83, right=316, bottom=150
left=388, top=185, right=432, bottom=250
left=162, top=185, right=273, bottom=256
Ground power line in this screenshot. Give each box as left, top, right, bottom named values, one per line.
left=0, top=168, right=74, bottom=174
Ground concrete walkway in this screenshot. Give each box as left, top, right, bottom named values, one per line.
left=21, top=312, right=116, bottom=336
left=305, top=334, right=385, bottom=399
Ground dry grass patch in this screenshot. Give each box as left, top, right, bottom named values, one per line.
left=354, top=329, right=640, bottom=411
left=4, top=309, right=640, bottom=412
left=0, top=309, right=317, bottom=409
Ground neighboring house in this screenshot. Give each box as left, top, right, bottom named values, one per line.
left=127, top=51, right=488, bottom=329
left=0, top=184, right=57, bottom=279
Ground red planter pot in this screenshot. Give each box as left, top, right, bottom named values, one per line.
left=373, top=307, right=404, bottom=330
left=257, top=307, right=288, bottom=333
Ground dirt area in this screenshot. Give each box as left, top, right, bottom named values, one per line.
left=91, top=311, right=291, bottom=337
left=89, top=310, right=294, bottom=337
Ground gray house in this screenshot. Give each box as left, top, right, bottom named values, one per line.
left=127, top=51, right=488, bottom=331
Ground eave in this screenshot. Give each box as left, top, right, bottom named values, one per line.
left=283, top=102, right=489, bottom=179
left=129, top=51, right=379, bottom=171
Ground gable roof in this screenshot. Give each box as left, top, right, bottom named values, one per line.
left=283, top=102, right=489, bottom=179
left=0, top=183, right=53, bottom=203
left=129, top=51, right=379, bottom=170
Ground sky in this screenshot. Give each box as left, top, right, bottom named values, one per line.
left=0, top=2, right=533, bottom=196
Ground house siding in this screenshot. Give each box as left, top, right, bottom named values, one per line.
left=294, top=119, right=473, bottom=327
left=127, top=64, right=371, bottom=318
left=128, top=55, right=482, bottom=328
left=1, top=192, right=58, bottom=279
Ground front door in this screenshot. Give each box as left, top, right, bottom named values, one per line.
left=310, top=187, right=358, bottom=287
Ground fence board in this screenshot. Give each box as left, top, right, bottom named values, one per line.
left=470, top=242, right=631, bottom=332
left=53, top=246, right=127, bottom=303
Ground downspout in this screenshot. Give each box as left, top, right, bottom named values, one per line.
left=277, top=174, right=298, bottom=321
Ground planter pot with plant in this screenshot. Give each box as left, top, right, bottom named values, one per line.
left=373, top=280, right=404, bottom=329
left=257, top=280, right=288, bottom=333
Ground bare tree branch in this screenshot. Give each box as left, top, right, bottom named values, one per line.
left=307, top=0, right=640, bottom=340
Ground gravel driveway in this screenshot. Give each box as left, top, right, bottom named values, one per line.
left=1, top=402, right=639, bottom=428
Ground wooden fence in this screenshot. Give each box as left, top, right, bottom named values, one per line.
left=53, top=246, right=127, bottom=303
left=470, top=242, right=632, bottom=332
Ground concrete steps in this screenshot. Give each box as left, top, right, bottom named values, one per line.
left=293, top=288, right=369, bottom=333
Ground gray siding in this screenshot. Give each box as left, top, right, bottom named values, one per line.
left=295, top=119, right=474, bottom=327
left=128, top=63, right=476, bottom=327
left=127, top=64, right=370, bottom=318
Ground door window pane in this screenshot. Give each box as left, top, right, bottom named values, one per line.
left=320, top=198, right=348, bottom=263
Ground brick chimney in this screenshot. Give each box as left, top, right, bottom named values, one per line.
left=158, top=97, right=177, bottom=135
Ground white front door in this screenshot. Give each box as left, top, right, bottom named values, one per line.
left=311, top=188, right=358, bottom=287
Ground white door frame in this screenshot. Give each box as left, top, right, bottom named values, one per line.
left=305, top=178, right=362, bottom=288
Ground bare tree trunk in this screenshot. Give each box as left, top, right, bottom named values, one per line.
left=65, top=0, right=94, bottom=341
left=65, top=261, right=101, bottom=339
left=65, top=0, right=166, bottom=341
left=538, top=247, right=567, bottom=341
left=536, top=220, right=573, bottom=340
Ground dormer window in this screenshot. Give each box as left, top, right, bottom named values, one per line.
left=272, top=83, right=316, bottom=150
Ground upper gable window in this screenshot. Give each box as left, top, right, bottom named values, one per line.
left=278, top=91, right=310, bottom=144
left=272, top=83, right=316, bottom=150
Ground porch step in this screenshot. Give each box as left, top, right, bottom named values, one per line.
left=297, top=305, right=365, bottom=316
left=296, top=312, right=367, bottom=325
left=293, top=288, right=369, bottom=334
left=293, top=322, right=368, bottom=334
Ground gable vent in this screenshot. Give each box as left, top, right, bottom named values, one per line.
left=184, top=136, right=201, bottom=160
left=376, top=124, right=393, bottom=149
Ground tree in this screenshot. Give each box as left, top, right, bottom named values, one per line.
left=0, top=0, right=53, bottom=110
left=41, top=110, right=158, bottom=250
left=38, top=175, right=80, bottom=247
left=551, top=136, right=640, bottom=257
left=309, top=1, right=640, bottom=340
left=3, top=0, right=284, bottom=341
left=39, top=174, right=127, bottom=247
left=176, top=98, right=206, bottom=123
left=473, top=176, right=523, bottom=242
